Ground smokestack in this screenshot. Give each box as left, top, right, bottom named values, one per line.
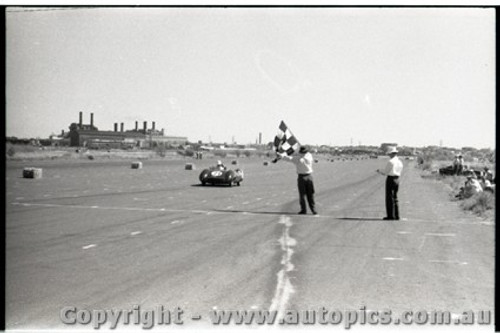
left=61, top=130, right=64, bottom=136
left=79, top=112, right=83, bottom=127
left=120, top=123, right=124, bottom=132
left=143, top=121, right=147, bottom=132
left=90, top=113, right=94, bottom=128
left=259, top=132, right=262, bottom=145
left=114, top=123, right=118, bottom=132
left=152, top=121, right=156, bottom=130
left=135, top=121, right=138, bottom=131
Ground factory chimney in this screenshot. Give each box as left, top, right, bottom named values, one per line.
left=90, top=113, right=94, bottom=128
left=135, top=121, right=138, bottom=131
left=79, top=112, right=83, bottom=128
left=120, top=123, right=124, bottom=132
left=152, top=121, right=156, bottom=130
left=114, top=123, right=118, bottom=132
left=143, top=121, right=147, bottom=132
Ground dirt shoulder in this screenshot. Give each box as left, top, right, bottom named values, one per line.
left=404, top=162, right=494, bottom=223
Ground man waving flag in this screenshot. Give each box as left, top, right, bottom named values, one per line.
left=273, top=121, right=300, bottom=158
left=272, top=121, right=317, bottom=215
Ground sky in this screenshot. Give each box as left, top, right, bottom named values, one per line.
left=5, top=7, right=496, bottom=149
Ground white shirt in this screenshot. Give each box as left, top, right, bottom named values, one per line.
left=464, top=178, right=483, bottom=197
left=384, top=156, right=403, bottom=176
left=281, top=152, right=314, bottom=174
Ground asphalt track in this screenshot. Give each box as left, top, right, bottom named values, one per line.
left=5, top=157, right=494, bottom=330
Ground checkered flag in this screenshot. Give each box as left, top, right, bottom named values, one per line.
left=272, top=121, right=300, bottom=162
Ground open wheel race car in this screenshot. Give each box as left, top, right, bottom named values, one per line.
left=199, top=167, right=244, bottom=186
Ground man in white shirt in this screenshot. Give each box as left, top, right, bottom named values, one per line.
left=377, top=147, right=403, bottom=220
left=275, top=146, right=317, bottom=215
left=463, top=173, right=483, bottom=198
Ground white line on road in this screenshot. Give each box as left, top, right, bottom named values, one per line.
left=424, top=233, right=456, bottom=237
left=418, top=237, right=426, bottom=252
left=82, top=244, right=97, bottom=250
left=428, top=260, right=468, bottom=265
left=270, top=215, right=296, bottom=321
left=130, top=231, right=142, bottom=236
left=382, top=257, right=405, bottom=261
left=396, top=231, right=412, bottom=235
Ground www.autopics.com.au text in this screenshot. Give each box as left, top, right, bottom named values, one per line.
left=60, top=305, right=492, bottom=329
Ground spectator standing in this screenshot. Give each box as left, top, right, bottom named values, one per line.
left=457, top=154, right=465, bottom=175
left=275, top=146, right=317, bottom=215
left=453, top=155, right=460, bottom=175
left=377, top=147, right=403, bottom=220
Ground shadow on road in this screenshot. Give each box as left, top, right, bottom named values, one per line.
left=337, top=217, right=384, bottom=221
left=190, top=184, right=234, bottom=188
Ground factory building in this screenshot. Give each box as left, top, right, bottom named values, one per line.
left=67, top=112, right=187, bottom=148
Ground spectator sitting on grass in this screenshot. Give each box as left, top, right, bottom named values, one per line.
left=484, top=167, right=494, bottom=183
left=479, top=174, right=495, bottom=193
left=456, top=173, right=483, bottom=199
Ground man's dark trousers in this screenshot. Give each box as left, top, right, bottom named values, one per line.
left=298, top=174, right=315, bottom=213
left=385, top=176, right=400, bottom=219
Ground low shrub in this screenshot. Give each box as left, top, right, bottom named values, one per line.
left=177, top=149, right=195, bottom=157
left=214, top=150, right=227, bottom=158
left=421, top=160, right=433, bottom=171
left=7, top=146, right=16, bottom=157
left=461, top=191, right=495, bottom=215
left=154, top=144, right=166, bottom=157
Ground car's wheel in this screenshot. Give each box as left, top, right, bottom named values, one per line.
left=199, top=169, right=210, bottom=183
left=225, top=170, right=235, bottom=184
left=201, top=181, right=206, bottom=186
left=237, top=182, right=240, bottom=186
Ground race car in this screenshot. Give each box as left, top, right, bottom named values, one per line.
left=199, top=167, right=244, bottom=186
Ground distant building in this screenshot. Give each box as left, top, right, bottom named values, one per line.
left=67, top=112, right=187, bottom=148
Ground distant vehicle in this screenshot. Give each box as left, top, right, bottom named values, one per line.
left=439, top=165, right=482, bottom=177
left=199, top=167, right=244, bottom=186
left=439, top=165, right=455, bottom=176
